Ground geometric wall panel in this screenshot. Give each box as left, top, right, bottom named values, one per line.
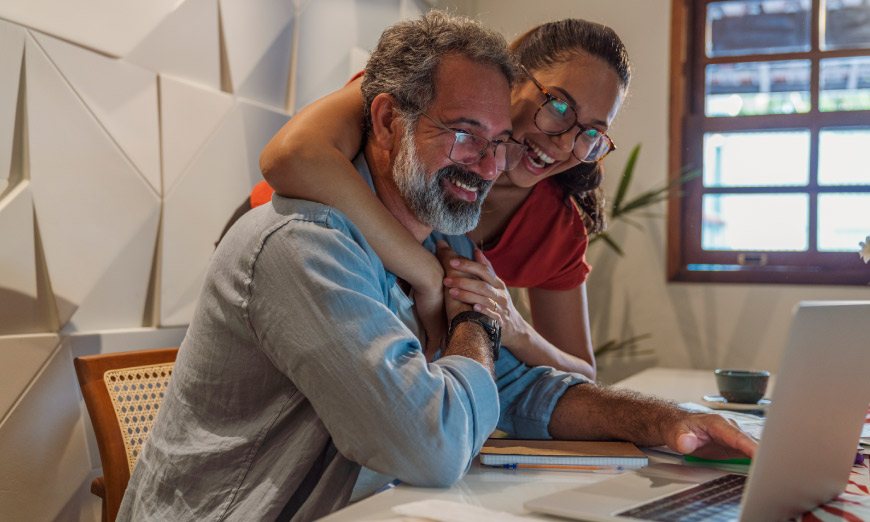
left=159, top=74, right=234, bottom=196
left=0, top=0, right=176, bottom=58
left=0, top=20, right=25, bottom=199
left=295, top=0, right=400, bottom=110
left=219, top=0, right=295, bottom=110
left=0, top=333, right=60, bottom=424
left=63, top=203, right=160, bottom=333
left=294, top=0, right=360, bottom=111
left=0, top=341, right=92, bottom=522
left=160, top=101, right=290, bottom=326
left=400, top=0, right=424, bottom=19
left=33, top=33, right=162, bottom=194
left=26, top=33, right=161, bottom=330
left=125, top=0, right=221, bottom=91
left=0, top=185, right=45, bottom=336
left=354, top=0, right=401, bottom=51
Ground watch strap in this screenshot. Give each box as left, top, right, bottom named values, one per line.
left=447, top=310, right=501, bottom=361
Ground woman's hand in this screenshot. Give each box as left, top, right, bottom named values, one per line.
left=439, top=246, right=530, bottom=349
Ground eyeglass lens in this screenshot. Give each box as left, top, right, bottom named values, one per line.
left=537, top=99, right=612, bottom=163
left=450, top=133, right=525, bottom=172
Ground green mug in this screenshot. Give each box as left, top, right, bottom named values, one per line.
left=714, top=369, right=770, bottom=404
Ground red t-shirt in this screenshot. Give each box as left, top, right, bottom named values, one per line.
left=482, top=179, right=591, bottom=291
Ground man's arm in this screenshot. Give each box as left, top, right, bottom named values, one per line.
left=248, top=211, right=499, bottom=487
left=548, top=384, right=757, bottom=459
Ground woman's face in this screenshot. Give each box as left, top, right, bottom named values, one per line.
left=503, top=52, right=625, bottom=188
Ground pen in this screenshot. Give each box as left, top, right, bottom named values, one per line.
left=500, top=463, right=624, bottom=473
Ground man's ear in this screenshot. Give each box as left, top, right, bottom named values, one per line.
left=369, top=93, right=402, bottom=151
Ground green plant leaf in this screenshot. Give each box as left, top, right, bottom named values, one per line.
left=611, top=144, right=641, bottom=214
left=590, top=231, right=625, bottom=256
left=593, top=333, right=653, bottom=357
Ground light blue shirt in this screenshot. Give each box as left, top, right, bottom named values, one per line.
left=118, top=153, right=589, bottom=522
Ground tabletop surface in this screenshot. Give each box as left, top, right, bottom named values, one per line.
left=319, top=367, right=734, bottom=521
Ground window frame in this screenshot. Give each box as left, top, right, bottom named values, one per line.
left=667, top=0, right=870, bottom=285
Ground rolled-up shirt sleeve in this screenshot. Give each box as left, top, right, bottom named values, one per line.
left=246, top=207, right=499, bottom=487
left=494, top=349, right=591, bottom=439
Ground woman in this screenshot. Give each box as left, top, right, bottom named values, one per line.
left=256, top=19, right=630, bottom=379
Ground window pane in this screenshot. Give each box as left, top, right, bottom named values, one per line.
left=707, top=0, right=811, bottom=57
left=702, top=194, right=809, bottom=251
left=704, top=131, right=809, bottom=187
left=820, top=56, right=870, bottom=112
left=818, top=193, right=870, bottom=251
left=823, top=0, right=870, bottom=50
left=819, top=128, right=870, bottom=185
left=706, top=61, right=811, bottom=116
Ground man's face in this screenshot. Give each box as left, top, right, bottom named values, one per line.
left=391, top=56, right=513, bottom=235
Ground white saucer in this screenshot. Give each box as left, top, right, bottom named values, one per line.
left=702, top=394, right=770, bottom=411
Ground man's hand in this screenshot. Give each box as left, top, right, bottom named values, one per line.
left=662, top=413, right=757, bottom=460
left=549, top=384, right=757, bottom=459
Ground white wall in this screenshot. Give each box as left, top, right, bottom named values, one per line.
left=0, top=1, right=426, bottom=520
left=441, top=0, right=869, bottom=382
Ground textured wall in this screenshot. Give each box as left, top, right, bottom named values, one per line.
left=0, top=0, right=425, bottom=519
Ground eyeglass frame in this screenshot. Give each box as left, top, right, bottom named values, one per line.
left=520, top=65, right=616, bottom=164
left=414, top=110, right=527, bottom=172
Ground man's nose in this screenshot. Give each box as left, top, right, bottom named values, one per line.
left=470, top=147, right=499, bottom=180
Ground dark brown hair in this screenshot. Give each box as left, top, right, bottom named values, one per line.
left=511, top=19, right=630, bottom=236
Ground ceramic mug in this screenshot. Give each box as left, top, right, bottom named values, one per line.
left=714, top=369, right=770, bottom=404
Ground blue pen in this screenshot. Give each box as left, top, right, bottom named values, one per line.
left=499, top=463, right=624, bottom=473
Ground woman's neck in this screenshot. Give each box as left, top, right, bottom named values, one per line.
left=471, top=180, right=536, bottom=250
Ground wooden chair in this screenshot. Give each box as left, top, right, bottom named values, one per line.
left=74, top=347, right=179, bottom=522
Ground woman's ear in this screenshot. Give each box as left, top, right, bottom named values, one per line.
left=369, top=93, right=401, bottom=151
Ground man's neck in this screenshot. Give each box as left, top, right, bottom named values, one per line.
left=364, top=144, right=433, bottom=244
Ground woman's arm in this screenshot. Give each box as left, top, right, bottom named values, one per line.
left=526, top=284, right=596, bottom=378
left=260, top=78, right=446, bottom=354
left=442, top=250, right=596, bottom=379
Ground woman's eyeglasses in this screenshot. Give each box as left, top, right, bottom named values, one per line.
left=521, top=65, right=615, bottom=163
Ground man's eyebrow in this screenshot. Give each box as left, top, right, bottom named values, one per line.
left=442, top=116, right=512, bottom=137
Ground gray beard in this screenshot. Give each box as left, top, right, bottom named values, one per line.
left=393, top=123, right=491, bottom=235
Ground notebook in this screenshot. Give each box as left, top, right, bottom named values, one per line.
left=525, top=300, right=870, bottom=522
left=480, top=439, right=648, bottom=469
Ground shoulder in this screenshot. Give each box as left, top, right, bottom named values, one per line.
left=217, top=196, right=384, bottom=281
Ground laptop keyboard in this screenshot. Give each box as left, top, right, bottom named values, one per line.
left=617, top=473, right=746, bottom=522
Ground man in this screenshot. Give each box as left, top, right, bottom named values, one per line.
left=119, top=11, right=755, bottom=522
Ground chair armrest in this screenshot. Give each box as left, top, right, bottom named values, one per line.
left=91, top=476, right=106, bottom=499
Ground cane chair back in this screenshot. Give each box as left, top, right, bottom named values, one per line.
left=74, top=347, right=178, bottom=522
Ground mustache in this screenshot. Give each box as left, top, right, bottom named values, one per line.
left=436, top=164, right=493, bottom=193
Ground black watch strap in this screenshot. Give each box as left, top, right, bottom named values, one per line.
left=447, top=310, right=501, bottom=361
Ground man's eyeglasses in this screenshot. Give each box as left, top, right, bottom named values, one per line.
left=417, top=111, right=526, bottom=172
left=521, top=65, right=616, bottom=163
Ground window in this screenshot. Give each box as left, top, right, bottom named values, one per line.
left=668, top=0, right=870, bottom=284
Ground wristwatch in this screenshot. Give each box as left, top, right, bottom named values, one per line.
left=447, top=311, right=501, bottom=361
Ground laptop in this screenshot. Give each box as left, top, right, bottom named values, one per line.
left=525, top=300, right=870, bottom=522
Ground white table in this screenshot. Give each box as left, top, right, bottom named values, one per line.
left=321, top=368, right=743, bottom=521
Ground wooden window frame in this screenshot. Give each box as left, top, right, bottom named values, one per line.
left=667, top=0, right=870, bottom=285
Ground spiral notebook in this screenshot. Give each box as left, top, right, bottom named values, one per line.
left=480, top=439, right=648, bottom=469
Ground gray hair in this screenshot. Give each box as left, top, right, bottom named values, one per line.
left=360, top=10, right=517, bottom=135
